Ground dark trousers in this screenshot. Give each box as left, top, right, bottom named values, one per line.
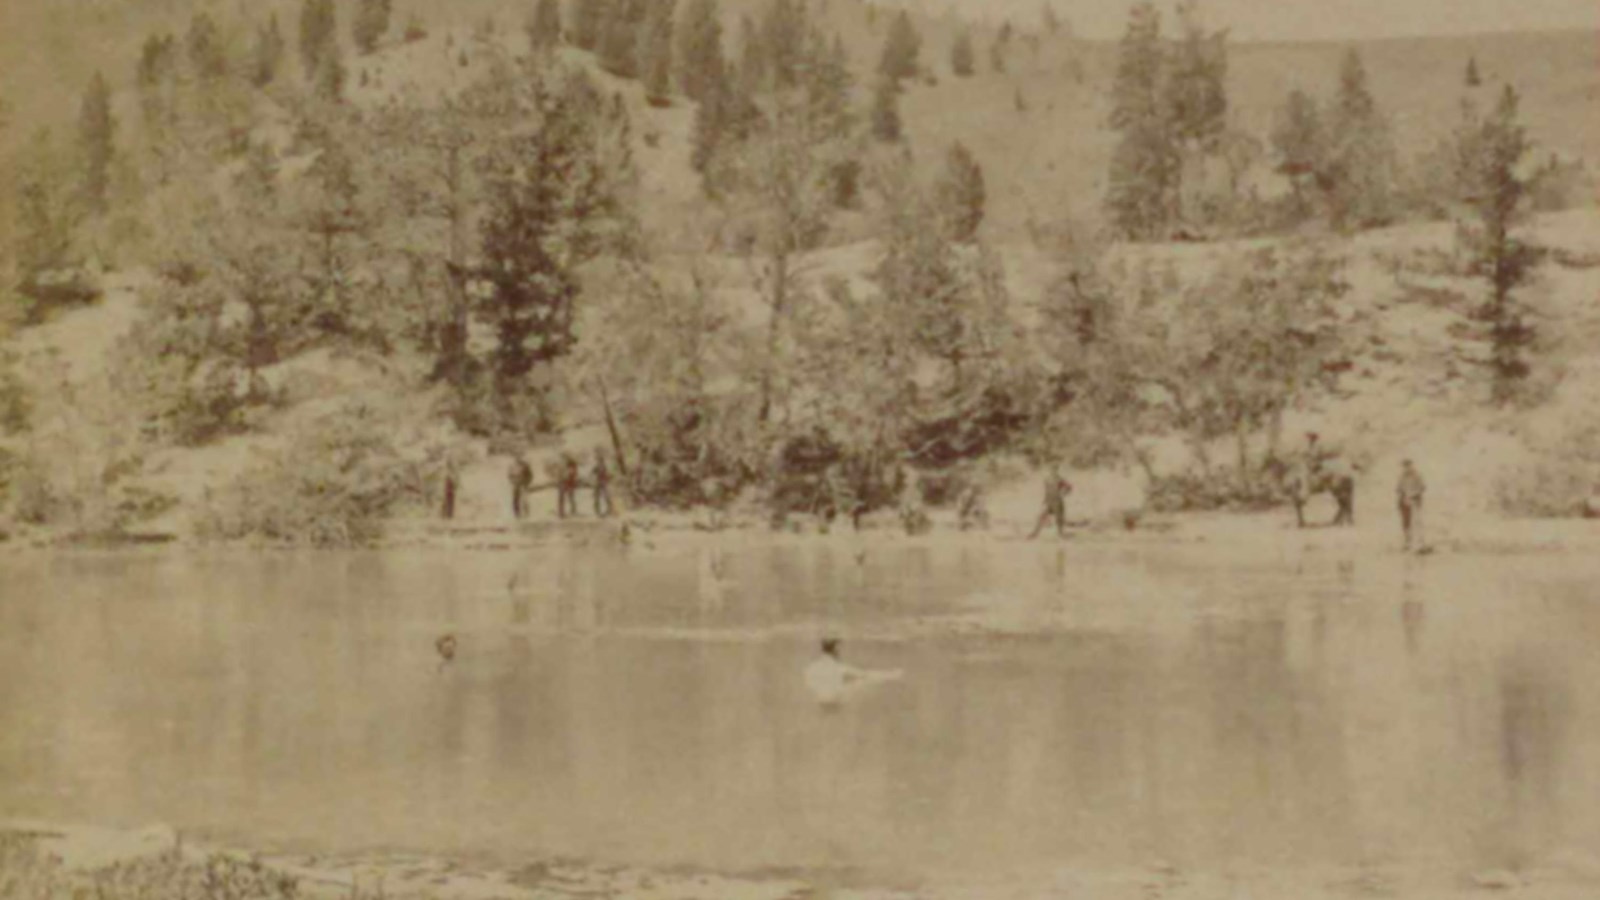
left=558, top=486, right=578, bottom=518
left=442, top=479, right=456, bottom=520
left=1400, top=500, right=1423, bottom=548
left=512, top=485, right=526, bottom=519
left=594, top=484, right=613, bottom=517
left=1030, top=504, right=1065, bottom=539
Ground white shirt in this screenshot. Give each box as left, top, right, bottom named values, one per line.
left=804, top=654, right=902, bottom=706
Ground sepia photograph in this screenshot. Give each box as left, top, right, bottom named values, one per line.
left=1, top=0, right=1598, bottom=896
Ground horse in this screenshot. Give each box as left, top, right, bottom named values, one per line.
left=1266, top=456, right=1358, bottom=528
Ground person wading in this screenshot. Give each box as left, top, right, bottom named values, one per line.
left=1029, top=465, right=1073, bottom=540
left=1397, top=459, right=1426, bottom=551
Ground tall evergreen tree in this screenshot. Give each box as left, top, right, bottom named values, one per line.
left=951, top=29, right=975, bottom=77
left=1270, top=88, right=1325, bottom=220
left=675, top=0, right=726, bottom=102
left=528, top=0, right=564, bottom=51
left=477, top=71, right=635, bottom=396
left=1041, top=3, right=1062, bottom=35
left=1105, top=2, right=1175, bottom=240
left=253, top=14, right=287, bottom=87
left=353, top=0, right=393, bottom=54
left=78, top=73, right=115, bottom=216
left=804, top=31, right=853, bottom=129
left=1162, top=1, right=1228, bottom=225
left=639, top=0, right=677, bottom=104
left=599, top=0, right=644, bottom=77
left=878, top=10, right=921, bottom=83
left=1324, top=49, right=1393, bottom=229
left=568, top=0, right=602, bottom=50
left=935, top=141, right=986, bottom=242
left=313, top=39, right=347, bottom=103
left=187, top=12, right=228, bottom=81
left=759, top=0, right=809, bottom=91
left=737, top=15, right=764, bottom=94
left=299, top=0, right=338, bottom=81
left=690, top=79, right=760, bottom=184
left=1456, top=85, right=1538, bottom=405
left=870, top=74, right=903, bottom=143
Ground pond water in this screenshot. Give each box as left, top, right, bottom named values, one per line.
left=1, top=540, right=1598, bottom=879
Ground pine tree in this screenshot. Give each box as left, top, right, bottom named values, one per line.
left=951, top=29, right=975, bottom=77
left=935, top=141, right=986, bottom=242
left=187, top=12, right=228, bottom=81
left=599, top=0, right=643, bottom=77
left=299, top=0, right=337, bottom=81
left=528, top=0, right=564, bottom=51
left=569, top=0, right=609, bottom=51
left=639, top=0, right=676, bottom=105
left=1324, top=49, right=1394, bottom=229
left=353, top=0, right=393, bottom=54
left=1457, top=85, right=1538, bottom=405
left=313, top=40, right=347, bottom=103
left=300, top=128, right=366, bottom=336
left=870, top=74, right=902, bottom=143
left=691, top=80, right=759, bottom=185
left=805, top=31, right=853, bottom=130
left=477, top=72, right=634, bottom=394
left=1162, top=1, right=1227, bottom=225
left=15, top=129, right=80, bottom=289
left=878, top=11, right=921, bottom=84
left=1465, top=55, right=1482, bottom=88
left=1105, top=2, right=1175, bottom=240
left=675, top=0, right=725, bottom=102
left=759, top=0, right=809, bottom=91
left=253, top=15, right=287, bottom=87
left=78, top=73, right=115, bottom=216
left=1041, top=3, right=1062, bottom=35
left=1271, top=88, right=1325, bottom=221
left=737, top=15, right=764, bottom=94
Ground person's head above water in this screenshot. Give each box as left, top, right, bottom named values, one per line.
left=821, top=638, right=840, bottom=657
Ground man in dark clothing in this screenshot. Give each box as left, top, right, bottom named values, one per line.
left=442, top=458, right=459, bottom=520
left=1397, top=459, right=1426, bottom=551
left=1029, top=465, right=1073, bottom=540
left=558, top=454, right=581, bottom=519
left=509, top=455, right=533, bottom=520
left=592, top=450, right=614, bottom=518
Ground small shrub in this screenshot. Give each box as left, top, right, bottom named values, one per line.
left=1145, top=469, right=1282, bottom=513
left=1495, top=422, right=1600, bottom=518
left=197, top=404, right=427, bottom=546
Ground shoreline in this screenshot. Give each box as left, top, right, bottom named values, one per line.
left=5, top=819, right=1600, bottom=900
left=7, top=505, right=1600, bottom=560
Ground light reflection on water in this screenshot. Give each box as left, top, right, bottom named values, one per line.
left=0, top=542, right=1596, bottom=877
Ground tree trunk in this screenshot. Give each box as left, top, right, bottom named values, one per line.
left=596, top=377, right=629, bottom=476
left=758, top=251, right=789, bottom=424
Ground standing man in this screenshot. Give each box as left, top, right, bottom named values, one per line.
left=1029, top=464, right=1073, bottom=540
left=509, top=454, right=533, bottom=520
left=592, top=449, right=614, bottom=518
left=558, top=453, right=581, bottom=519
left=441, top=456, right=459, bottom=521
left=1397, top=459, right=1426, bottom=551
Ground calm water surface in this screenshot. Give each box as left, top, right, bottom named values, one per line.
left=1, top=540, right=1597, bottom=877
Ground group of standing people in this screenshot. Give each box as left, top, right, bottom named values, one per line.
left=440, top=449, right=617, bottom=521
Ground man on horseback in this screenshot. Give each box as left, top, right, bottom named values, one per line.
left=1286, top=432, right=1356, bottom=528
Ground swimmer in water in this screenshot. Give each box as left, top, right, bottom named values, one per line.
left=803, top=637, right=902, bottom=707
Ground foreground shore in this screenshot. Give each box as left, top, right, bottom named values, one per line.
left=5, top=820, right=1600, bottom=900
